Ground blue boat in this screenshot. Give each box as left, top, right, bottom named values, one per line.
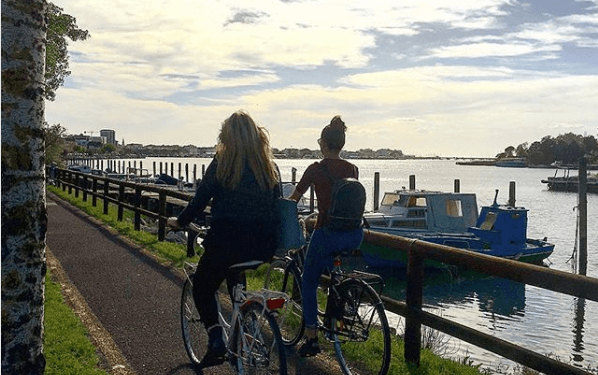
left=361, top=188, right=554, bottom=269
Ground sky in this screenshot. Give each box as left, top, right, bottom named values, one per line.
left=45, top=0, right=598, bottom=157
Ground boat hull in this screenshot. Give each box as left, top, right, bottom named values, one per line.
left=360, top=235, right=554, bottom=270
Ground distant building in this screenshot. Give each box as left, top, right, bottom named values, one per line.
left=100, top=129, right=116, bottom=145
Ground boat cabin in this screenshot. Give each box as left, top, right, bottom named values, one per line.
left=365, top=190, right=479, bottom=234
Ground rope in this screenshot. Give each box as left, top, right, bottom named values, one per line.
left=567, top=205, right=579, bottom=273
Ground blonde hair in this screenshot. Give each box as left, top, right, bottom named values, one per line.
left=215, top=111, right=279, bottom=191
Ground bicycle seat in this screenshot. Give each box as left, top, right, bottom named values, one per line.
left=229, top=260, right=264, bottom=272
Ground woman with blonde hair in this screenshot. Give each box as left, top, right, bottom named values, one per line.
left=168, top=110, right=280, bottom=368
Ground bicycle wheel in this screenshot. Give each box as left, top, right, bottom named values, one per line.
left=330, top=280, right=391, bottom=375
left=264, top=259, right=304, bottom=346
left=180, top=278, right=208, bottom=366
left=231, top=301, right=287, bottom=375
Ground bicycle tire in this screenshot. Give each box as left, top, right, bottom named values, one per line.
left=231, top=301, right=287, bottom=375
left=180, top=278, right=208, bottom=366
left=264, top=258, right=305, bottom=346
left=330, top=279, right=391, bottom=375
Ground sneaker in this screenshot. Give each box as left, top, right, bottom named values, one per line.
left=298, top=337, right=321, bottom=357
left=199, top=336, right=226, bottom=368
left=199, top=326, right=227, bottom=368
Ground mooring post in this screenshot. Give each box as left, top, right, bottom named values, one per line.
left=185, top=163, right=189, bottom=183
left=374, top=172, right=380, bottom=211
left=508, top=181, right=516, bottom=207
left=578, top=157, right=588, bottom=276
left=409, top=175, right=416, bottom=190
left=292, top=167, right=297, bottom=183
left=454, top=179, right=460, bottom=193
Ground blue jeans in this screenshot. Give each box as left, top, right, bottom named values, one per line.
left=301, top=228, right=364, bottom=329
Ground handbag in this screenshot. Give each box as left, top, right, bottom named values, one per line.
left=276, top=198, right=306, bottom=255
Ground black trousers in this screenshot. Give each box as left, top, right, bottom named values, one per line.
left=192, top=220, right=276, bottom=329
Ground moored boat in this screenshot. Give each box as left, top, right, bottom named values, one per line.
left=541, top=168, right=598, bottom=194
left=360, top=188, right=554, bottom=269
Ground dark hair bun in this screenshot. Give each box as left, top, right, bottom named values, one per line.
left=329, top=115, right=346, bottom=132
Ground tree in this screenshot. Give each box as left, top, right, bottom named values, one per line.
left=1, top=0, right=48, bottom=373
left=43, top=122, right=67, bottom=166
left=45, top=2, right=89, bottom=101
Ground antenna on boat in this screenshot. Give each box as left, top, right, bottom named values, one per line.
left=492, top=189, right=499, bottom=207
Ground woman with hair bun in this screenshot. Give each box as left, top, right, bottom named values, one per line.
left=289, top=115, right=363, bottom=357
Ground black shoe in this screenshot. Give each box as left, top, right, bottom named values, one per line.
left=298, top=337, right=321, bottom=357
left=199, top=326, right=227, bottom=368
left=199, top=336, right=226, bottom=368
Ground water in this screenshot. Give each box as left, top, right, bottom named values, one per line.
left=107, top=157, right=597, bottom=372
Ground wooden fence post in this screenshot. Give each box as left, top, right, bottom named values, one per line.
left=92, top=177, right=98, bottom=207
left=82, top=176, right=88, bottom=202
left=118, top=183, right=125, bottom=221
left=74, top=174, right=80, bottom=198
left=134, top=186, right=142, bottom=231
left=103, top=179, right=109, bottom=215
left=405, top=241, right=424, bottom=367
left=158, top=191, right=166, bottom=241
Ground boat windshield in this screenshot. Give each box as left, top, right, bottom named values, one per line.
left=382, top=193, right=427, bottom=207
left=381, top=193, right=400, bottom=206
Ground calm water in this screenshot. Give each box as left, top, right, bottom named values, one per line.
left=112, top=157, right=597, bottom=372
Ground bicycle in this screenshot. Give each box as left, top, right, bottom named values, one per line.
left=178, top=224, right=289, bottom=375
left=264, top=244, right=391, bottom=375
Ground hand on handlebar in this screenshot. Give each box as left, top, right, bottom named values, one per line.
left=167, top=217, right=180, bottom=230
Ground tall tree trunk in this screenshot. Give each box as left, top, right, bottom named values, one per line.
left=1, top=0, right=48, bottom=374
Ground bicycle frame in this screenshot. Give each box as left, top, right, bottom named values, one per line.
left=183, top=261, right=288, bottom=356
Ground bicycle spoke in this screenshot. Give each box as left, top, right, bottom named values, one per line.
left=233, top=302, right=287, bottom=375
left=332, top=280, right=391, bottom=375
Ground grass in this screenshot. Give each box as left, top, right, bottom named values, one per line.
left=46, top=184, right=484, bottom=375
left=44, top=272, right=109, bottom=375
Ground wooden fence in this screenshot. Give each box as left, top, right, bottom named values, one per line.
left=49, top=167, right=597, bottom=375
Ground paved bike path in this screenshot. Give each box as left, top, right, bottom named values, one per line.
left=46, top=194, right=342, bottom=375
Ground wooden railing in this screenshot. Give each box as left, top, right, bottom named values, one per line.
left=363, top=230, right=597, bottom=375
left=49, top=167, right=597, bottom=375
left=49, top=167, right=196, bottom=242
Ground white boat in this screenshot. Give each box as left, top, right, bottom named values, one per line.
left=361, top=188, right=554, bottom=268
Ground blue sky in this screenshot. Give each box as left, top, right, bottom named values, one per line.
left=46, top=0, right=598, bottom=157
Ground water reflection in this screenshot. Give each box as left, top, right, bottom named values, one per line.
left=378, top=267, right=527, bottom=325
left=572, top=297, right=586, bottom=363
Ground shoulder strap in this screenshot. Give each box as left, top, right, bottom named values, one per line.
left=319, top=162, right=338, bottom=184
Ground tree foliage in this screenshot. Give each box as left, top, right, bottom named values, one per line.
left=43, top=122, right=68, bottom=166
left=45, top=3, right=89, bottom=101
left=512, top=133, right=598, bottom=166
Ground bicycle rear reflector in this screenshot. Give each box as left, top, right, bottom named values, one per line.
left=267, top=298, right=286, bottom=310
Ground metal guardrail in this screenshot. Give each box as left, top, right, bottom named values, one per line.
left=49, top=166, right=597, bottom=374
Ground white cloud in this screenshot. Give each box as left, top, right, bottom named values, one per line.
left=47, top=0, right=598, bottom=156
